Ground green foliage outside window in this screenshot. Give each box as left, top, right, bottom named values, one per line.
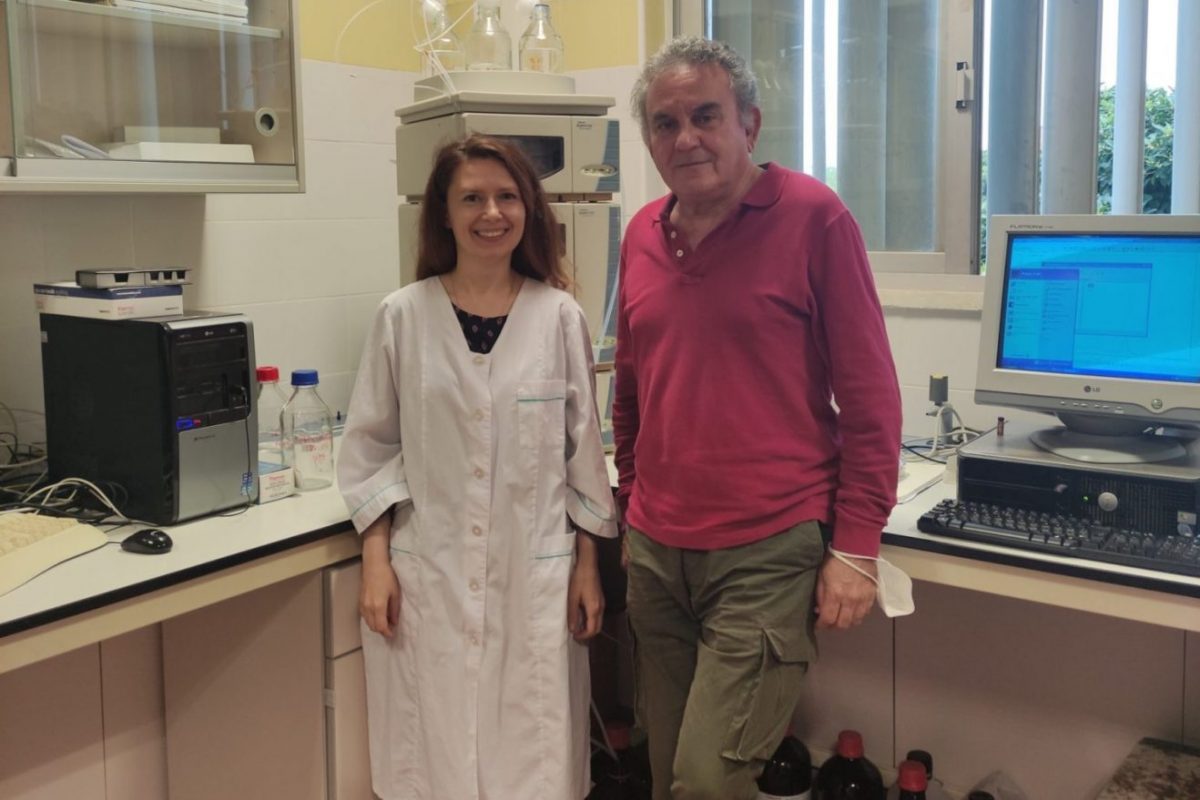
left=1096, top=85, right=1175, bottom=214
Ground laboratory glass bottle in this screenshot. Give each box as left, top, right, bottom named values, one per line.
left=966, top=793, right=995, bottom=800
left=814, top=730, right=885, bottom=800
left=281, top=369, right=335, bottom=491
left=895, top=760, right=927, bottom=800
left=465, top=0, right=512, bottom=71
left=886, top=751, right=951, bottom=800
left=590, top=720, right=651, bottom=800
left=255, top=365, right=289, bottom=469
left=757, top=732, right=813, bottom=799
left=518, top=3, right=564, bottom=74
left=422, top=4, right=464, bottom=75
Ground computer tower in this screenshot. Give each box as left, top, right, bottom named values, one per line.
left=40, top=313, right=258, bottom=524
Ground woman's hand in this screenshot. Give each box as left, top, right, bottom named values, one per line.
left=568, top=531, right=604, bottom=641
left=359, top=513, right=401, bottom=637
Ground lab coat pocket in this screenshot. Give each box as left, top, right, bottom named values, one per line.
left=388, top=501, right=419, bottom=557
left=388, top=502, right=422, bottom=632
left=516, top=380, right=567, bottom=458
left=720, top=626, right=813, bottom=763
left=529, top=531, right=576, bottom=647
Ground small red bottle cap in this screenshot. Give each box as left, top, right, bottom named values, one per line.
left=257, top=365, right=280, bottom=382
left=605, top=720, right=631, bottom=751
left=836, top=730, right=864, bottom=758
left=898, top=759, right=928, bottom=791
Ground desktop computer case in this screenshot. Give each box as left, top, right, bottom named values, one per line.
left=40, top=313, right=258, bottom=525
left=957, top=421, right=1200, bottom=538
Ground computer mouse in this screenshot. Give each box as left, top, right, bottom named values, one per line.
left=121, top=528, right=174, bottom=555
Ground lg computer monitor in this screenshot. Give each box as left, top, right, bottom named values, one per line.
left=976, top=214, right=1200, bottom=464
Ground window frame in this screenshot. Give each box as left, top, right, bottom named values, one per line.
left=673, top=0, right=982, bottom=277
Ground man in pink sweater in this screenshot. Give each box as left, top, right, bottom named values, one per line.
left=614, top=36, right=902, bottom=800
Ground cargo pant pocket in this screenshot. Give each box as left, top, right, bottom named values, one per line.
left=720, top=626, right=813, bottom=762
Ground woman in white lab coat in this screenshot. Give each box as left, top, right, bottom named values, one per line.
left=337, top=134, right=617, bottom=800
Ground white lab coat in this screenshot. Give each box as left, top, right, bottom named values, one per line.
left=338, top=276, right=617, bottom=800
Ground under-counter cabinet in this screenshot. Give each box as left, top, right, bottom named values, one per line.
left=0, top=0, right=302, bottom=192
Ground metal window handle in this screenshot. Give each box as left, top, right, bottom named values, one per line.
left=956, top=61, right=973, bottom=110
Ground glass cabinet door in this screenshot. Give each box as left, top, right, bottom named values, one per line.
left=2, top=0, right=301, bottom=191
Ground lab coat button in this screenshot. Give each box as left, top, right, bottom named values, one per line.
left=469, top=634, right=479, bottom=646
left=474, top=409, right=484, bottom=421
left=474, top=467, right=485, bottom=478
left=472, top=525, right=483, bottom=536
left=470, top=579, right=480, bottom=592
left=675, top=249, right=684, bottom=258
left=473, top=355, right=485, bottom=365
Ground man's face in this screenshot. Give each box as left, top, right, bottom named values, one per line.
left=644, top=62, right=761, bottom=209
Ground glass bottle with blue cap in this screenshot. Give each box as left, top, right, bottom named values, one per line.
left=282, top=369, right=335, bottom=490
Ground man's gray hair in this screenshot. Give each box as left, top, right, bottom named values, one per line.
left=631, top=35, right=759, bottom=140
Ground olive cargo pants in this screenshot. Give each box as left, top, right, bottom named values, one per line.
left=626, top=522, right=824, bottom=800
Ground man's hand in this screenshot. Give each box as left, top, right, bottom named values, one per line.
left=814, top=553, right=877, bottom=630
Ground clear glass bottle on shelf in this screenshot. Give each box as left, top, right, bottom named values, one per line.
left=518, top=3, right=564, bottom=74
left=281, top=369, right=334, bottom=491
left=421, top=2, right=464, bottom=75
left=255, top=365, right=289, bottom=470
left=465, top=0, right=512, bottom=71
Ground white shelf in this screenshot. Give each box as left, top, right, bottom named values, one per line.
left=19, top=0, right=281, bottom=40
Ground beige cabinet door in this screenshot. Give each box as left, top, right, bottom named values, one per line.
left=324, top=559, right=373, bottom=799
left=0, top=645, right=105, bottom=800
left=163, top=572, right=326, bottom=800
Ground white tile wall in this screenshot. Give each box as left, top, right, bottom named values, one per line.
left=0, top=60, right=407, bottom=436
left=882, top=306, right=1050, bottom=437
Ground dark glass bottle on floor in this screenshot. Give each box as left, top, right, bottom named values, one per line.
left=896, top=760, right=927, bottom=800
left=757, top=733, right=813, bottom=799
left=814, top=730, right=885, bottom=800
left=887, top=750, right=951, bottom=800
left=588, top=720, right=651, bottom=800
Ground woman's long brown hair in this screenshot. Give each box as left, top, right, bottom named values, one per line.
left=415, top=134, right=569, bottom=290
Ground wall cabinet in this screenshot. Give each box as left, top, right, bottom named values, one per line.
left=0, top=0, right=303, bottom=192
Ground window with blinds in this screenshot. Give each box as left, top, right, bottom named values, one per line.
left=685, top=0, right=1199, bottom=275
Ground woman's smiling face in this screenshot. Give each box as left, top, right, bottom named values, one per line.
left=445, top=157, right=527, bottom=268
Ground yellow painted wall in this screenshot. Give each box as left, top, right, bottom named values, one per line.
left=301, top=0, right=641, bottom=71
left=550, top=0, right=638, bottom=70
left=299, top=0, right=422, bottom=71
left=643, top=0, right=667, bottom=61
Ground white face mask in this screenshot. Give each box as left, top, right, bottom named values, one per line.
left=829, top=548, right=915, bottom=618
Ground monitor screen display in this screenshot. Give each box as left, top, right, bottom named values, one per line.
left=998, top=233, right=1200, bottom=384
left=977, top=216, right=1200, bottom=461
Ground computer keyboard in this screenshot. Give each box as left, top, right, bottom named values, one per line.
left=0, top=512, right=110, bottom=596
left=917, top=499, right=1200, bottom=579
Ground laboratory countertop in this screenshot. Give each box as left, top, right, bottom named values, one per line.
left=3, top=471, right=1199, bottom=675
left=0, top=484, right=359, bottom=674
left=883, top=481, right=1200, bottom=631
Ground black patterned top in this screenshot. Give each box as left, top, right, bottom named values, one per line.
left=452, top=303, right=509, bottom=354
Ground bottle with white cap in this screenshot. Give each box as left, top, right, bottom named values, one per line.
left=281, top=369, right=334, bottom=491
